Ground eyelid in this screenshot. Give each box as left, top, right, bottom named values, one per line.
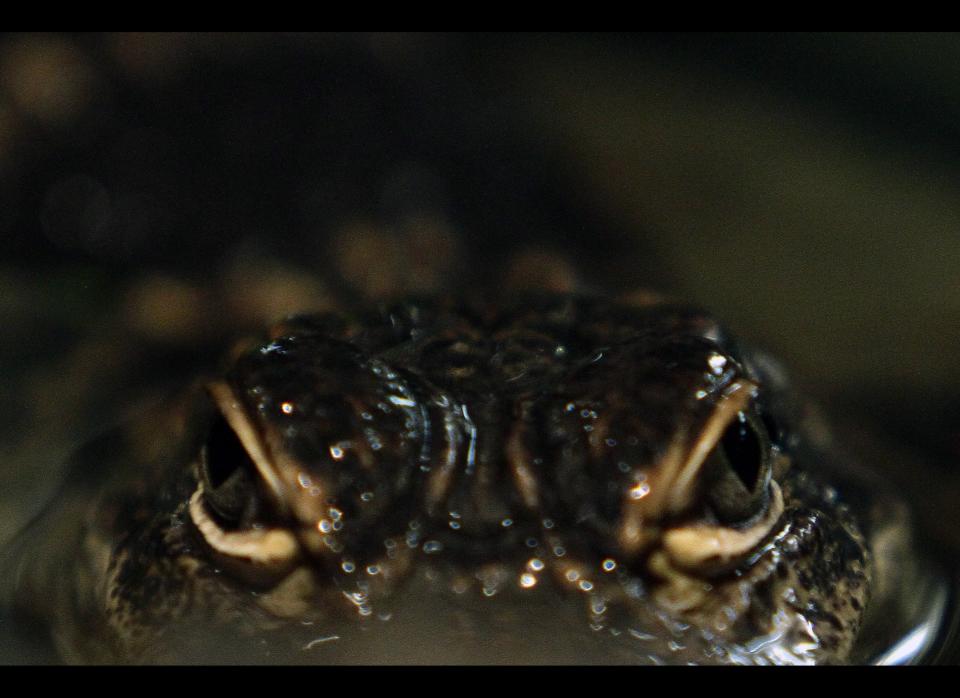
left=661, top=481, right=784, bottom=572
left=189, top=484, right=299, bottom=567
left=665, top=379, right=759, bottom=515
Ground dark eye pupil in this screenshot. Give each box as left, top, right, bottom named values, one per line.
left=205, top=416, right=250, bottom=488
left=720, top=412, right=762, bottom=491
left=759, top=411, right=783, bottom=450
left=705, top=410, right=772, bottom=525
left=202, top=415, right=257, bottom=524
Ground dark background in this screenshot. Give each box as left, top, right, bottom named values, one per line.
left=0, top=32, right=958, bottom=661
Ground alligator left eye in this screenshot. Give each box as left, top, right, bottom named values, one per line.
left=200, top=414, right=258, bottom=525
left=704, top=410, right=773, bottom=525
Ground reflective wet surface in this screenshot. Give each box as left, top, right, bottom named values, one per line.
left=0, top=33, right=958, bottom=664
left=0, top=295, right=951, bottom=664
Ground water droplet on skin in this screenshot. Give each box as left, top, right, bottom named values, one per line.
left=423, top=540, right=443, bottom=554
left=612, top=579, right=640, bottom=601
left=303, top=635, right=340, bottom=649
left=366, top=430, right=383, bottom=451
left=708, top=353, right=727, bottom=375
left=602, top=559, right=617, bottom=572
left=628, top=628, right=656, bottom=642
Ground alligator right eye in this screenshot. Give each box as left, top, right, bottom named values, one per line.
left=704, top=409, right=773, bottom=526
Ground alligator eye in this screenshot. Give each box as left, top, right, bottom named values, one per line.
left=759, top=410, right=784, bottom=451
left=704, top=410, right=772, bottom=525
left=200, top=415, right=258, bottom=525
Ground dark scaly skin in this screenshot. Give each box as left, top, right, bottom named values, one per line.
left=0, top=294, right=891, bottom=664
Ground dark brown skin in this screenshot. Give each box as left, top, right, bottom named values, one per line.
left=0, top=293, right=899, bottom=664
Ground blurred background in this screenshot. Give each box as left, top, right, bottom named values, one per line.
left=0, top=32, right=958, bottom=660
